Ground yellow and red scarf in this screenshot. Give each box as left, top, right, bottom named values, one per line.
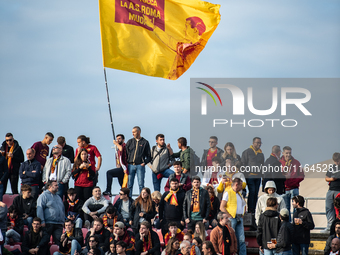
left=164, top=188, right=179, bottom=206
left=51, top=155, right=61, bottom=174
left=164, top=228, right=184, bottom=246
left=190, top=244, right=197, bottom=255
left=7, top=214, right=17, bottom=229
left=250, top=145, right=262, bottom=155
left=67, top=198, right=79, bottom=212
left=5, top=145, right=14, bottom=171
left=142, top=231, right=152, bottom=252
left=191, top=188, right=200, bottom=213
left=103, top=214, right=118, bottom=233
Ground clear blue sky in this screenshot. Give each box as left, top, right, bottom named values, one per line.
left=0, top=0, right=339, bottom=195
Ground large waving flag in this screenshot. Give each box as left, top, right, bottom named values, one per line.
left=99, top=0, right=221, bottom=80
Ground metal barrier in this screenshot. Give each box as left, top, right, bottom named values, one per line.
left=301, top=197, right=325, bottom=230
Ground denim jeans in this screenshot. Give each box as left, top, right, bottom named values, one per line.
left=152, top=168, right=174, bottom=191
left=230, top=217, right=246, bottom=255
left=128, top=164, right=145, bottom=196
left=5, top=229, right=21, bottom=244
left=246, top=178, right=261, bottom=213
left=57, top=183, right=66, bottom=199
left=24, top=217, right=33, bottom=230
left=53, top=239, right=81, bottom=255
left=0, top=184, right=3, bottom=201
left=325, top=190, right=340, bottom=229
left=75, top=218, right=83, bottom=229
left=264, top=249, right=276, bottom=255
left=283, top=188, right=299, bottom=222
left=276, top=251, right=292, bottom=255
left=30, top=185, right=40, bottom=200
left=292, top=243, right=309, bottom=255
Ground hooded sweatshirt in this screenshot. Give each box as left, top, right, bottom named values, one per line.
left=255, top=181, right=286, bottom=225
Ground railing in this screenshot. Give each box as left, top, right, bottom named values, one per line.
left=298, top=197, right=325, bottom=230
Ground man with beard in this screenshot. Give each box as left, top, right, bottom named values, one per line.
left=147, top=134, right=174, bottom=192
left=104, top=134, right=128, bottom=196
left=159, top=177, right=186, bottom=237
left=0, top=133, right=24, bottom=195
left=280, top=146, right=304, bottom=221
left=210, top=212, right=237, bottom=255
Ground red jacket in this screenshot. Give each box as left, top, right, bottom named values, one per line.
left=280, top=156, right=304, bottom=190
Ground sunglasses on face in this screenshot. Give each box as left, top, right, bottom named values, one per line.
left=6, top=139, right=13, bottom=142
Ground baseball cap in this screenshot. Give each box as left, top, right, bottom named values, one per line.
left=280, top=208, right=289, bottom=217
left=114, top=221, right=125, bottom=229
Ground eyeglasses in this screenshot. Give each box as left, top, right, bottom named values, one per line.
left=53, top=146, right=61, bottom=149
left=89, top=240, right=96, bottom=243
left=6, top=139, right=13, bottom=142
left=119, top=193, right=125, bottom=195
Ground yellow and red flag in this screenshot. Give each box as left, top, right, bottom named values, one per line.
left=99, top=0, right=221, bottom=80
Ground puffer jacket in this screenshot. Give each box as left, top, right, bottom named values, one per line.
left=256, top=208, right=281, bottom=249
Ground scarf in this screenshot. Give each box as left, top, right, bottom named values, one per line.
left=67, top=198, right=79, bottom=212
left=284, top=158, right=293, bottom=167
left=164, top=188, right=179, bottom=206
left=81, top=162, right=91, bottom=177
left=164, top=228, right=182, bottom=245
left=191, top=188, right=200, bottom=213
left=62, top=228, right=74, bottom=254
left=66, top=228, right=74, bottom=237
left=271, top=153, right=280, bottom=161
left=250, top=145, right=262, bottom=155
left=218, top=223, right=231, bottom=255
left=209, top=172, right=218, bottom=185
left=118, top=230, right=135, bottom=251
left=5, top=144, right=14, bottom=171
left=190, top=244, right=197, bottom=255
left=51, top=155, right=61, bottom=174
left=142, top=231, right=152, bottom=252
left=102, top=214, right=118, bottom=232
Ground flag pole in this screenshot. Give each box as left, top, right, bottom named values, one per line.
left=103, top=67, right=116, bottom=139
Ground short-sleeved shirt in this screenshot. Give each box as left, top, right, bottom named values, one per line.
left=326, top=164, right=340, bottom=191
left=222, top=191, right=246, bottom=215
left=75, top=145, right=101, bottom=171
left=31, top=142, right=49, bottom=167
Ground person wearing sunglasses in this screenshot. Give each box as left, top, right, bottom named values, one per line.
left=0, top=132, right=24, bottom=195
left=113, top=188, right=135, bottom=227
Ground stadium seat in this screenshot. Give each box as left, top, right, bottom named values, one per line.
left=82, top=228, right=89, bottom=240
left=206, top=229, right=212, bottom=240
left=50, top=244, right=59, bottom=255
left=23, top=225, right=29, bottom=236
left=103, top=194, right=111, bottom=202
left=113, top=194, right=119, bottom=205
left=4, top=244, right=21, bottom=252
left=48, top=235, right=54, bottom=245
left=2, top=194, right=19, bottom=207
left=156, top=229, right=164, bottom=248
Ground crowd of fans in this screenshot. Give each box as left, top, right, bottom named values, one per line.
left=0, top=128, right=339, bottom=255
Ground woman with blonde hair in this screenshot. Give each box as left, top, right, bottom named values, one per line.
left=162, top=237, right=180, bottom=255
left=222, top=142, right=241, bottom=165
left=129, top=187, right=156, bottom=234
left=194, top=222, right=207, bottom=242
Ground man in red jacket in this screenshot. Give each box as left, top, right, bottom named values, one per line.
left=280, top=146, right=304, bottom=221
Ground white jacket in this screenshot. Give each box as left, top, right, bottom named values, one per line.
left=42, top=155, right=72, bottom=183
left=255, top=180, right=286, bottom=225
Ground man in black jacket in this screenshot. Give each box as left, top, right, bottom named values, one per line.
left=135, top=221, right=160, bottom=255
left=0, top=154, right=8, bottom=202
left=21, top=217, right=50, bottom=255
left=241, top=137, right=265, bottom=213
left=200, top=136, right=224, bottom=168
left=183, top=176, right=210, bottom=231
left=12, top=184, right=36, bottom=229
left=159, top=177, right=186, bottom=237
left=64, top=188, right=84, bottom=229
left=267, top=208, right=294, bottom=254
left=114, top=188, right=135, bottom=227
left=126, top=126, right=151, bottom=196
left=292, top=195, right=314, bottom=255
left=324, top=221, right=340, bottom=255
left=85, top=218, right=111, bottom=253
left=256, top=197, right=281, bottom=255
left=19, top=148, right=41, bottom=199
left=262, top=145, right=285, bottom=195
left=0, top=133, right=24, bottom=195
left=55, top=219, right=83, bottom=255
